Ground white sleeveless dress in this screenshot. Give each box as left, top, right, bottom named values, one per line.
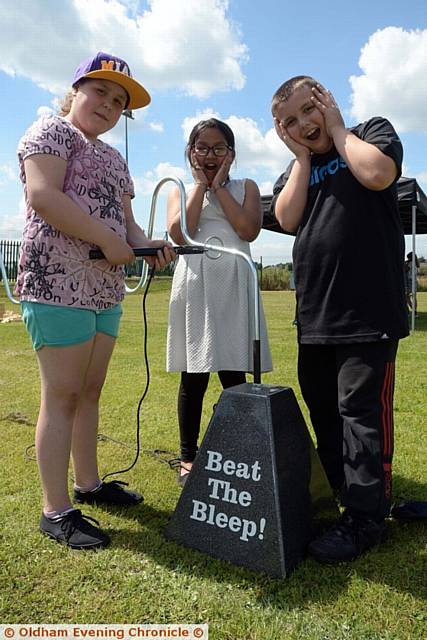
left=166, top=179, right=273, bottom=373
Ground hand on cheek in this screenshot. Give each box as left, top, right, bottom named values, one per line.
left=190, top=152, right=209, bottom=185
left=212, top=152, right=232, bottom=190
left=220, top=152, right=232, bottom=175
left=277, top=123, right=310, bottom=159
left=311, top=85, right=344, bottom=136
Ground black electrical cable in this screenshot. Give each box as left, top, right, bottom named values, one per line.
left=101, top=265, right=156, bottom=482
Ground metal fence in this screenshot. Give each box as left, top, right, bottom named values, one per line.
left=0, top=239, right=20, bottom=282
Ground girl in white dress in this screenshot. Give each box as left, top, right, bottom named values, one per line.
left=166, top=118, right=272, bottom=486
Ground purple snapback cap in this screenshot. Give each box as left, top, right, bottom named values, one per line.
left=72, top=51, right=150, bottom=110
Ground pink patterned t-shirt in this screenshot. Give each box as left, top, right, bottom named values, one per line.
left=15, top=115, right=134, bottom=310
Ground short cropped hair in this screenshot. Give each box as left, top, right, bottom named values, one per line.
left=271, top=76, right=318, bottom=115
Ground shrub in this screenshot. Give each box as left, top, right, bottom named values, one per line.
left=260, top=266, right=291, bottom=291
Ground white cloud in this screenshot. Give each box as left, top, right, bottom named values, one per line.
left=0, top=214, right=24, bottom=240
left=0, top=0, right=247, bottom=100
left=350, top=27, right=427, bottom=132
left=258, top=181, right=275, bottom=196
left=229, top=117, right=291, bottom=176
left=182, top=111, right=292, bottom=179
left=131, top=162, right=191, bottom=234
left=37, top=105, right=55, bottom=118
left=414, top=171, right=427, bottom=183
left=148, top=121, right=164, bottom=133
left=134, top=162, right=188, bottom=196
left=251, top=231, right=295, bottom=264
left=0, top=196, right=25, bottom=240
left=0, top=164, right=17, bottom=184
left=414, top=171, right=427, bottom=191
left=100, top=107, right=163, bottom=146
left=99, top=119, right=129, bottom=147
left=182, top=109, right=221, bottom=140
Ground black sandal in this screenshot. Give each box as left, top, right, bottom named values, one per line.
left=177, top=463, right=192, bottom=488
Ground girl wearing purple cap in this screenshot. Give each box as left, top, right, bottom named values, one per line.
left=15, top=52, right=175, bottom=549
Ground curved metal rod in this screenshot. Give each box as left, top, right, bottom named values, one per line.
left=0, top=248, right=20, bottom=305
left=125, top=175, right=189, bottom=293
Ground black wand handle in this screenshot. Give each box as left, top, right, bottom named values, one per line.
left=89, top=246, right=205, bottom=259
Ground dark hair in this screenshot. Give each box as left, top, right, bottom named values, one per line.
left=271, top=75, right=318, bottom=115
left=185, top=118, right=235, bottom=164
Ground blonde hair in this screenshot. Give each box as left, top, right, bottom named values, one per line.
left=58, top=79, right=89, bottom=116
left=58, top=89, right=74, bottom=116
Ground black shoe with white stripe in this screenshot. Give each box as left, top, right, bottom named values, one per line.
left=40, top=509, right=110, bottom=549
left=74, top=480, right=143, bottom=506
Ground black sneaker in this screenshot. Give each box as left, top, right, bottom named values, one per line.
left=308, top=511, right=386, bottom=564
left=74, top=480, right=143, bottom=507
left=40, top=509, right=110, bottom=549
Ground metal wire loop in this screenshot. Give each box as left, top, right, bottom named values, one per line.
left=204, top=235, right=224, bottom=260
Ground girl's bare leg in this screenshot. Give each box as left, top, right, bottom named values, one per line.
left=71, top=332, right=116, bottom=489
left=36, top=340, right=94, bottom=513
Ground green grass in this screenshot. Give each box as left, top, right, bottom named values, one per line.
left=0, top=283, right=426, bottom=639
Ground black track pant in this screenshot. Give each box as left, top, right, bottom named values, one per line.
left=178, top=371, right=246, bottom=462
left=298, top=340, right=398, bottom=521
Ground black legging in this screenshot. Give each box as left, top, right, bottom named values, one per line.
left=178, top=371, right=246, bottom=462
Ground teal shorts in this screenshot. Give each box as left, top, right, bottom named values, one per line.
left=21, top=302, right=123, bottom=351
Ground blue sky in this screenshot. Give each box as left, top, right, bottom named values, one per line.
left=0, top=0, right=426, bottom=263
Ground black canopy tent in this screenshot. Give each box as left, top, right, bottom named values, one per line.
left=396, top=177, right=427, bottom=235
left=261, top=177, right=427, bottom=331
left=399, top=178, right=427, bottom=330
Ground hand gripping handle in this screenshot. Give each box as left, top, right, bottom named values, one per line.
left=89, top=246, right=205, bottom=259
